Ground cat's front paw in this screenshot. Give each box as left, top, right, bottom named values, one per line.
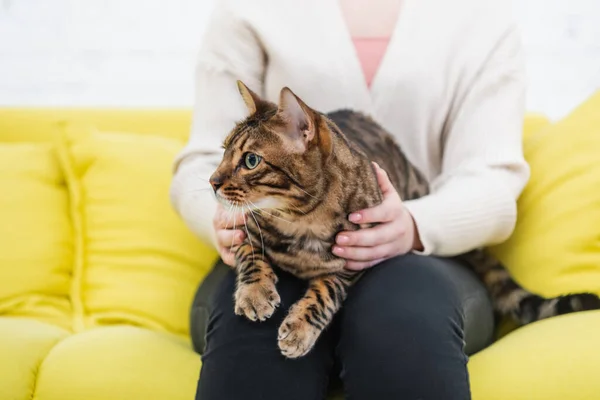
left=278, top=308, right=321, bottom=358
left=234, top=279, right=280, bottom=322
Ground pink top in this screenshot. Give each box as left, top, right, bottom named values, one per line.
left=352, top=37, right=390, bottom=88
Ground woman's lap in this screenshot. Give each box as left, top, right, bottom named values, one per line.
left=196, top=261, right=336, bottom=400
left=336, top=254, right=478, bottom=399
left=192, top=254, right=494, bottom=400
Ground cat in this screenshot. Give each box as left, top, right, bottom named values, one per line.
left=208, top=80, right=600, bottom=359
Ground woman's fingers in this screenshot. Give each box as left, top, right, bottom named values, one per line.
left=213, top=204, right=247, bottom=267
left=348, top=198, right=397, bottom=225
left=348, top=165, right=402, bottom=225
left=336, top=221, right=405, bottom=247
left=217, top=229, right=245, bottom=267
left=220, top=247, right=237, bottom=267
left=332, top=242, right=395, bottom=262
left=372, top=162, right=395, bottom=196
left=216, top=228, right=245, bottom=249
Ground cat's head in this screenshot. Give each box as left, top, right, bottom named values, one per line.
left=209, top=81, right=333, bottom=213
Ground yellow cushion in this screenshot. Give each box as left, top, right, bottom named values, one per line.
left=0, top=143, right=73, bottom=331
left=489, top=90, right=600, bottom=297
left=57, top=126, right=218, bottom=337
left=0, top=318, right=69, bottom=400
left=34, top=326, right=200, bottom=400
left=469, top=310, right=600, bottom=400
left=521, top=113, right=551, bottom=141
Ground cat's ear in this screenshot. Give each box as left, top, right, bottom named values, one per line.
left=236, top=80, right=266, bottom=115
left=277, top=87, right=331, bottom=155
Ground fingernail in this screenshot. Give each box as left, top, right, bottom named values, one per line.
left=333, top=246, right=344, bottom=254
left=349, top=213, right=362, bottom=223
left=337, top=235, right=349, bottom=244
left=238, top=232, right=245, bottom=240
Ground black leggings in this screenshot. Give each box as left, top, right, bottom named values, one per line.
left=193, top=254, right=495, bottom=400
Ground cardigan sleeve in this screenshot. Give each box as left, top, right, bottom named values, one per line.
left=169, top=0, right=266, bottom=248
left=403, top=24, right=531, bottom=257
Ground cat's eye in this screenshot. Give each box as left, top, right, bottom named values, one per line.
left=244, top=152, right=262, bottom=170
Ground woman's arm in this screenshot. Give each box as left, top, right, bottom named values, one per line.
left=403, top=23, right=531, bottom=257
left=170, top=0, right=266, bottom=247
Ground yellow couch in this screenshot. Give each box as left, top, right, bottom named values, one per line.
left=1, top=94, right=599, bottom=400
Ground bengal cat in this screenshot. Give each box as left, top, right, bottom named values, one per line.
left=208, top=80, right=600, bottom=359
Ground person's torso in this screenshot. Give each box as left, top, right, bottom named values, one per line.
left=228, top=0, right=504, bottom=182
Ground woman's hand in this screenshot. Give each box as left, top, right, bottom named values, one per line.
left=213, top=203, right=246, bottom=267
left=333, top=162, right=423, bottom=271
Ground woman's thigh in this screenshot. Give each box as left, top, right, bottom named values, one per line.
left=336, top=254, right=494, bottom=400
left=195, top=261, right=336, bottom=400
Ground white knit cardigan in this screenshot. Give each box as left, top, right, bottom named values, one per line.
left=169, top=0, right=530, bottom=256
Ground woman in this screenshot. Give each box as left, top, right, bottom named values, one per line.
left=170, top=0, right=530, bottom=398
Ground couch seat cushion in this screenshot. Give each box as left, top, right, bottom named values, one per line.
left=0, top=318, right=69, bottom=400
left=469, top=310, right=600, bottom=400
left=34, top=326, right=200, bottom=400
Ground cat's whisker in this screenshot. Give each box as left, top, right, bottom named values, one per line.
left=247, top=200, right=293, bottom=224
left=230, top=204, right=239, bottom=252
left=262, top=210, right=293, bottom=225
left=246, top=201, right=265, bottom=260
left=241, top=205, right=255, bottom=260
left=190, top=171, right=211, bottom=183
left=288, top=203, right=307, bottom=215
left=274, top=206, right=299, bottom=219
left=185, top=187, right=213, bottom=194
left=224, top=202, right=235, bottom=234
left=294, top=185, right=318, bottom=200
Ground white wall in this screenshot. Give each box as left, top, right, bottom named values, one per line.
left=0, top=0, right=599, bottom=120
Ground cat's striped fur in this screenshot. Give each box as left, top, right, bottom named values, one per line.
left=209, top=81, right=600, bottom=358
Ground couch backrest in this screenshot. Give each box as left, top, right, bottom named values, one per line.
left=0, top=108, right=193, bottom=143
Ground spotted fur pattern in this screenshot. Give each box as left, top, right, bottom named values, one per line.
left=209, top=81, right=600, bottom=358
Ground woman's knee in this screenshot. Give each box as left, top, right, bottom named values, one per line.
left=337, top=255, right=471, bottom=399
left=340, top=254, right=467, bottom=343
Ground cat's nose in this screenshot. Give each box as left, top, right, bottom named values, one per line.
left=209, top=174, right=224, bottom=192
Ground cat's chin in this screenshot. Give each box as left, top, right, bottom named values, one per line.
left=214, top=193, right=281, bottom=212
left=214, top=194, right=239, bottom=208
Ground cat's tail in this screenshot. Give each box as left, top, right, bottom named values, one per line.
left=459, top=250, right=600, bottom=325
left=513, top=292, right=600, bottom=324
